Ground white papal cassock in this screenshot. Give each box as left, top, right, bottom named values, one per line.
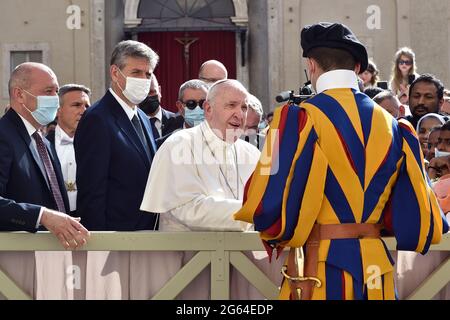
left=138, top=121, right=283, bottom=299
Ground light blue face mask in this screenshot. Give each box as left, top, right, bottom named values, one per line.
left=22, top=90, right=60, bottom=126
left=258, top=120, right=267, bottom=131
left=184, top=106, right=205, bottom=127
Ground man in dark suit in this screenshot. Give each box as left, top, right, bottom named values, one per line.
left=74, top=40, right=159, bottom=231
left=0, top=62, right=89, bottom=249
left=138, top=74, right=183, bottom=148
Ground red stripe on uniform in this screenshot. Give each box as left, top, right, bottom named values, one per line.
left=264, top=217, right=282, bottom=237
left=336, top=129, right=357, bottom=173
left=277, top=105, right=291, bottom=139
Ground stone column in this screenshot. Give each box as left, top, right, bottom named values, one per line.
left=410, top=0, right=450, bottom=86
left=104, top=0, right=125, bottom=88
left=89, top=0, right=106, bottom=102
left=248, top=0, right=271, bottom=113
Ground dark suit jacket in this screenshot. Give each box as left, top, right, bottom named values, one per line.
left=74, top=90, right=158, bottom=231
left=160, top=108, right=184, bottom=137
left=0, top=109, right=70, bottom=231
left=45, top=129, right=57, bottom=156
left=155, top=108, right=184, bottom=148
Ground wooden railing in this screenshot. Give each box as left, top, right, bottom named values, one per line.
left=0, top=231, right=448, bottom=300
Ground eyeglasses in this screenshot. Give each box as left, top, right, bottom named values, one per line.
left=182, top=99, right=205, bottom=110
left=398, top=60, right=413, bottom=66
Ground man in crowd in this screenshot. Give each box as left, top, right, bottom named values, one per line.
left=198, top=60, right=228, bottom=85
left=405, top=74, right=444, bottom=128
left=373, top=90, right=405, bottom=118
left=0, top=63, right=90, bottom=299
left=0, top=62, right=89, bottom=246
left=75, top=40, right=159, bottom=231
left=139, top=74, right=183, bottom=147
left=439, top=89, right=450, bottom=115
left=242, top=94, right=265, bottom=150
left=363, top=86, right=385, bottom=99
left=175, top=79, right=209, bottom=129
left=235, top=22, right=448, bottom=300
left=139, top=79, right=261, bottom=299
left=47, top=84, right=91, bottom=215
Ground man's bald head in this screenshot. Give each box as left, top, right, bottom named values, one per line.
left=8, top=62, right=59, bottom=129
left=198, top=60, right=228, bottom=84
left=9, top=62, right=57, bottom=99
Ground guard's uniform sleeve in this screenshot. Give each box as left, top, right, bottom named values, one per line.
left=387, top=119, right=449, bottom=254
left=234, top=104, right=328, bottom=256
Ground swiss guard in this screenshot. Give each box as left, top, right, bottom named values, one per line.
left=235, top=22, right=449, bottom=300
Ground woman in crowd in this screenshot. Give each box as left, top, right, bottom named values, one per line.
left=389, top=47, right=419, bottom=102
left=427, top=126, right=443, bottom=161
left=359, top=59, right=379, bottom=88
left=416, top=113, right=446, bottom=159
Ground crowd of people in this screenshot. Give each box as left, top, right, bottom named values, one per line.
left=356, top=48, right=450, bottom=300
left=359, top=46, right=450, bottom=198
left=0, top=22, right=448, bottom=300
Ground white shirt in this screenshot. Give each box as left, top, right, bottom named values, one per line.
left=17, top=114, right=45, bottom=228
left=315, top=69, right=360, bottom=94
left=55, top=125, right=77, bottom=212
left=150, top=107, right=163, bottom=137
left=140, top=121, right=261, bottom=231
left=109, top=88, right=138, bottom=121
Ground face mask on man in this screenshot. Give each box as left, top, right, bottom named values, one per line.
left=21, top=89, right=60, bottom=126
left=117, top=68, right=151, bottom=105
left=258, top=120, right=267, bottom=131
left=184, top=106, right=204, bottom=127
left=139, top=95, right=160, bottom=115
left=435, top=148, right=450, bottom=158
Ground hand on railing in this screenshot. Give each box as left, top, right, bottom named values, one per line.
left=40, top=209, right=90, bottom=250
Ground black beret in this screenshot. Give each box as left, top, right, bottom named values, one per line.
left=301, top=22, right=368, bottom=71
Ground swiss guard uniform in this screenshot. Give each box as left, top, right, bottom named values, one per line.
left=235, top=22, right=449, bottom=300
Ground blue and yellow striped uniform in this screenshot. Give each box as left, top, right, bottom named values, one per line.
left=235, top=88, right=449, bottom=300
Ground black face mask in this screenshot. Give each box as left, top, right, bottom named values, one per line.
left=139, top=95, right=160, bottom=115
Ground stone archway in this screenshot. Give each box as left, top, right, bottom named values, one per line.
left=123, top=0, right=250, bottom=89
left=124, top=0, right=248, bottom=28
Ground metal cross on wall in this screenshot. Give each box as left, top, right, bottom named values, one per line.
left=175, top=33, right=199, bottom=81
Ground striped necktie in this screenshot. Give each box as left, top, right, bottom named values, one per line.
left=32, top=131, right=66, bottom=213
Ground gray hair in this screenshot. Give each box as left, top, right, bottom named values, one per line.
left=178, top=79, right=209, bottom=101
left=58, top=84, right=91, bottom=101
left=206, top=79, right=249, bottom=105
left=247, top=94, right=263, bottom=117
left=110, top=40, right=159, bottom=70
left=373, top=91, right=398, bottom=105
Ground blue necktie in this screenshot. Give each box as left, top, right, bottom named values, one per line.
left=131, top=115, right=151, bottom=158
left=150, top=117, right=160, bottom=139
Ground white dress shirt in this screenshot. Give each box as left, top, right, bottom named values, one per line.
left=109, top=88, right=138, bottom=121
left=150, top=107, right=163, bottom=137
left=140, top=121, right=261, bottom=231
left=55, top=125, right=77, bottom=212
